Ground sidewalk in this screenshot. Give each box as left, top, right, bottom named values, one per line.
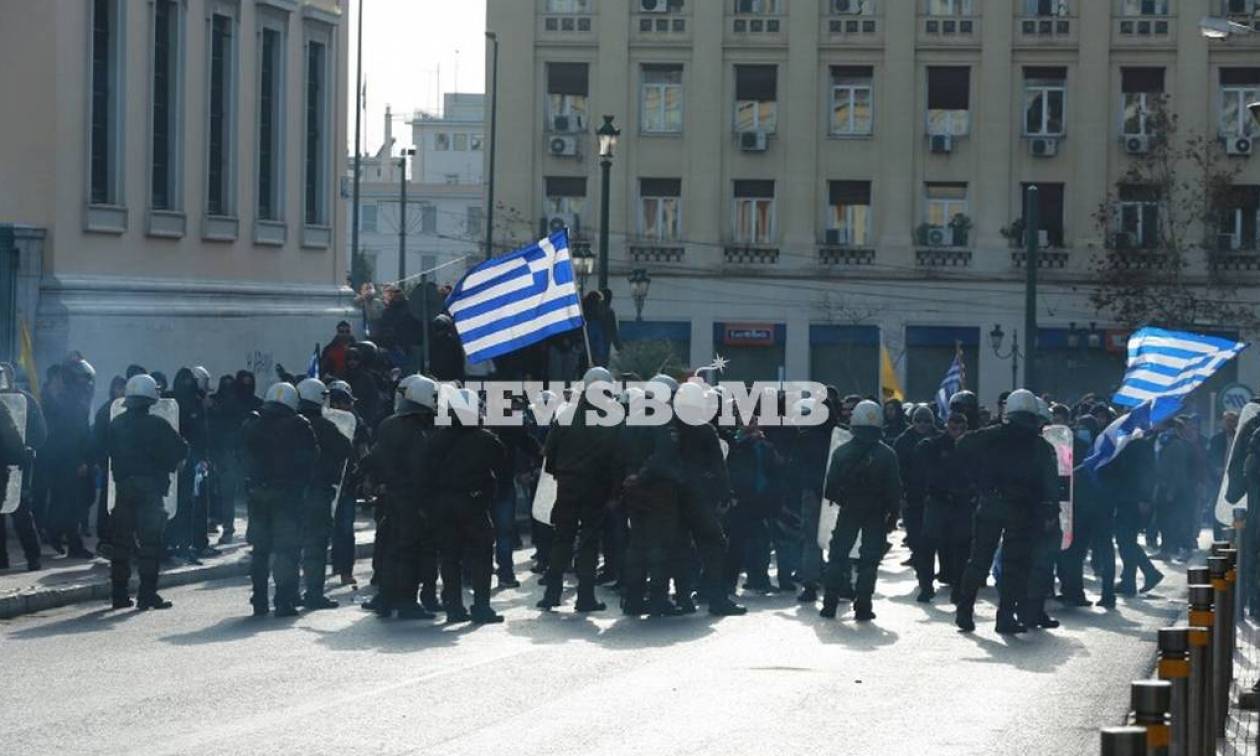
left=1222, top=617, right=1260, bottom=755
left=0, top=514, right=376, bottom=620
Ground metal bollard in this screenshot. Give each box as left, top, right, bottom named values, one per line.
left=1208, top=555, right=1230, bottom=737
left=1101, top=725, right=1147, bottom=756
left=1187, top=584, right=1216, bottom=756
left=1131, top=679, right=1172, bottom=756
left=1220, top=548, right=1238, bottom=673
left=1233, top=506, right=1249, bottom=624
left=1157, top=628, right=1191, bottom=756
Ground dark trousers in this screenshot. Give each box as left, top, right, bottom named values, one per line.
left=167, top=461, right=207, bottom=552
left=601, top=503, right=627, bottom=579
left=110, top=478, right=167, bottom=597
left=218, top=465, right=243, bottom=537
left=1024, top=523, right=1062, bottom=620
left=435, top=492, right=494, bottom=609
left=492, top=485, right=517, bottom=577
left=904, top=504, right=934, bottom=589
left=46, top=466, right=87, bottom=552
left=924, top=498, right=972, bottom=593
left=724, top=497, right=768, bottom=590
left=823, top=504, right=887, bottom=599
left=1116, top=500, right=1159, bottom=587
left=301, top=486, right=335, bottom=599
left=959, top=500, right=1033, bottom=615
left=0, top=498, right=41, bottom=566
left=330, top=488, right=356, bottom=577
left=1058, top=502, right=1116, bottom=602
left=247, top=485, right=302, bottom=610
left=545, top=477, right=609, bottom=590
left=378, top=492, right=434, bottom=609
left=674, top=488, right=728, bottom=600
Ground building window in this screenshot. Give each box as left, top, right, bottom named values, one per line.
left=1121, top=67, right=1164, bottom=137
left=435, top=132, right=450, bottom=150
left=830, top=0, right=875, bottom=14
left=445, top=174, right=459, bottom=184
left=1023, top=0, right=1067, bottom=15
left=1226, top=1, right=1260, bottom=17
left=927, top=66, right=970, bottom=136
left=925, top=0, right=972, bottom=15
left=420, top=204, right=437, bottom=233
left=150, top=0, right=182, bottom=211
left=1219, top=187, right=1260, bottom=251
left=257, top=22, right=284, bottom=222
left=470, top=134, right=484, bottom=151
left=467, top=206, right=484, bottom=237
left=546, top=62, right=589, bottom=132
left=453, top=133, right=468, bottom=151
left=545, top=0, right=591, bottom=12
left=1221, top=69, right=1260, bottom=139
left=90, top=0, right=122, bottom=206
left=1116, top=184, right=1160, bottom=249
left=829, top=66, right=873, bottom=136
left=361, top=203, right=378, bottom=233
left=1020, top=182, right=1065, bottom=248
left=1120, top=0, right=1169, bottom=15
left=925, top=182, right=968, bottom=228
left=207, top=11, right=236, bottom=217
left=1023, top=67, right=1066, bottom=137
left=733, top=180, right=775, bottom=245
left=735, top=65, right=778, bottom=133
left=736, top=0, right=781, bottom=13
left=303, top=32, right=331, bottom=226
left=641, top=64, right=683, bottom=134
left=827, top=181, right=871, bottom=246
left=544, top=176, right=587, bottom=235
left=639, top=178, right=682, bottom=242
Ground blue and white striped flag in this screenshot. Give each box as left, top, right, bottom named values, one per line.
left=934, top=347, right=965, bottom=418
left=306, top=344, right=320, bottom=378
left=1080, top=395, right=1183, bottom=476
left=445, top=230, right=584, bottom=364
left=1112, top=327, right=1248, bottom=408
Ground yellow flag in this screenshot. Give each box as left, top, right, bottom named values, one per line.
left=17, top=316, right=39, bottom=402
left=880, top=345, right=904, bottom=402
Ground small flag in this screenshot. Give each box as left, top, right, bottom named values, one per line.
left=1113, top=327, right=1247, bottom=408
left=17, top=317, right=38, bottom=402
left=934, top=344, right=965, bottom=418
left=445, top=230, right=584, bottom=364
left=1080, top=395, right=1183, bottom=476
left=306, top=344, right=320, bottom=379
left=880, top=345, right=904, bottom=402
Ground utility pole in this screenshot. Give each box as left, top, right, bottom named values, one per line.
left=350, top=0, right=363, bottom=286
left=398, top=148, right=414, bottom=281
left=1024, top=185, right=1039, bottom=393
left=484, top=32, right=500, bottom=260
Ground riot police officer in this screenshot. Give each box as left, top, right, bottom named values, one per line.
left=106, top=375, right=187, bottom=610
left=819, top=400, right=902, bottom=622
left=895, top=404, right=939, bottom=601
left=242, top=383, right=319, bottom=617
left=953, top=389, right=1058, bottom=634
left=295, top=378, right=353, bottom=610
left=915, top=411, right=974, bottom=604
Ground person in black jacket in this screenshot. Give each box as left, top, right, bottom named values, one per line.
left=916, top=411, right=975, bottom=604
left=894, top=405, right=939, bottom=601
left=427, top=388, right=507, bottom=624
left=91, top=376, right=126, bottom=557
left=490, top=419, right=542, bottom=589
left=429, top=315, right=467, bottom=384
left=295, top=379, right=353, bottom=610
left=42, top=358, right=96, bottom=559
left=106, top=375, right=188, bottom=610
left=0, top=364, right=46, bottom=571
left=166, top=367, right=211, bottom=563
left=242, top=383, right=319, bottom=617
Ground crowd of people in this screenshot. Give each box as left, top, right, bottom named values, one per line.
left=0, top=327, right=1246, bottom=632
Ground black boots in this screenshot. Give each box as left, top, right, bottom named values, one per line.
left=955, top=602, right=975, bottom=632
left=575, top=586, right=606, bottom=613
left=470, top=603, right=504, bottom=624
left=994, top=610, right=1027, bottom=635
left=819, top=594, right=839, bottom=619
left=137, top=593, right=173, bottom=611
left=536, top=582, right=563, bottom=610
left=303, top=594, right=340, bottom=611
left=854, top=597, right=875, bottom=622
left=916, top=586, right=935, bottom=603
left=111, top=584, right=133, bottom=610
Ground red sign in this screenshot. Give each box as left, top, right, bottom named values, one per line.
left=1104, top=329, right=1131, bottom=354
left=724, top=323, right=775, bottom=347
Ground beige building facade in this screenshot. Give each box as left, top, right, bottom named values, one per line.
left=0, top=0, right=351, bottom=392
left=486, top=0, right=1260, bottom=411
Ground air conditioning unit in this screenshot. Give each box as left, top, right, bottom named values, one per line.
left=640, top=0, right=668, bottom=13
left=739, top=130, right=768, bottom=152
left=824, top=228, right=845, bottom=245
left=1030, top=137, right=1059, bottom=157
left=929, top=133, right=953, bottom=154
left=552, top=114, right=572, bottom=132
left=548, top=213, right=578, bottom=235
left=832, top=0, right=860, bottom=13
left=1125, top=135, right=1151, bottom=155
left=1227, top=136, right=1254, bottom=157
left=548, top=135, right=578, bottom=157
left=927, top=227, right=949, bottom=246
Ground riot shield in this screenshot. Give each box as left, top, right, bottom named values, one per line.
left=324, top=407, right=357, bottom=517
left=107, top=398, right=182, bottom=519
left=0, top=393, right=27, bottom=515
left=1216, top=402, right=1260, bottom=526
left=816, top=426, right=855, bottom=554
left=1042, top=424, right=1074, bottom=550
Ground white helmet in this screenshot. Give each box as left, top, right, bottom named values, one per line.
left=265, top=382, right=300, bottom=411
left=1006, top=388, right=1039, bottom=417
left=190, top=366, right=211, bottom=392
left=583, top=366, right=613, bottom=385
left=404, top=375, right=439, bottom=410
left=649, top=373, right=680, bottom=395
left=328, top=380, right=354, bottom=401
left=296, top=378, right=327, bottom=405
left=125, top=374, right=160, bottom=402
left=396, top=374, right=421, bottom=411
left=850, top=400, right=883, bottom=429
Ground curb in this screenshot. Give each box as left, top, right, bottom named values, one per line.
left=0, top=538, right=375, bottom=621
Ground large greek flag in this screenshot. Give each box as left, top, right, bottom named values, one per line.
left=1080, top=395, right=1184, bottom=477
left=445, top=230, right=584, bottom=364
left=1112, top=327, right=1248, bottom=408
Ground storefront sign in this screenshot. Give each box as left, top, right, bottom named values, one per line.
left=723, top=323, right=775, bottom=347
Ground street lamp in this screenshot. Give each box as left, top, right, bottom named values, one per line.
left=571, top=245, right=595, bottom=292
left=628, top=268, right=651, bottom=322
left=990, top=324, right=1021, bottom=392
left=484, top=31, right=500, bottom=260
left=397, top=147, right=416, bottom=281
left=596, top=115, right=620, bottom=292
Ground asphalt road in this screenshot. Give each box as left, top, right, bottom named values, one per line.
left=0, top=544, right=1185, bottom=756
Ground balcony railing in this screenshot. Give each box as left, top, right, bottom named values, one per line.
left=915, top=247, right=971, bottom=267
left=819, top=245, right=875, bottom=265
left=724, top=245, right=780, bottom=264
left=1011, top=249, right=1070, bottom=269
left=628, top=243, right=685, bottom=263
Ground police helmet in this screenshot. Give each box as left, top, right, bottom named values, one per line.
left=404, top=375, right=439, bottom=410
left=1005, top=388, right=1039, bottom=417
left=583, top=366, right=613, bottom=385
left=649, top=373, right=680, bottom=395
left=265, top=382, right=300, bottom=411
left=296, top=378, right=328, bottom=406
left=125, top=374, right=161, bottom=402
left=65, top=358, right=96, bottom=381
left=911, top=405, right=935, bottom=424
left=328, top=380, right=354, bottom=403
left=948, top=390, right=977, bottom=412
left=190, top=366, right=211, bottom=393
left=850, top=400, right=883, bottom=429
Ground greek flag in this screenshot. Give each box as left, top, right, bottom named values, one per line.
left=306, top=344, right=320, bottom=378
left=934, top=349, right=965, bottom=418
left=1080, top=395, right=1183, bottom=476
left=445, top=230, right=584, bottom=364
left=1112, top=327, right=1248, bottom=408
